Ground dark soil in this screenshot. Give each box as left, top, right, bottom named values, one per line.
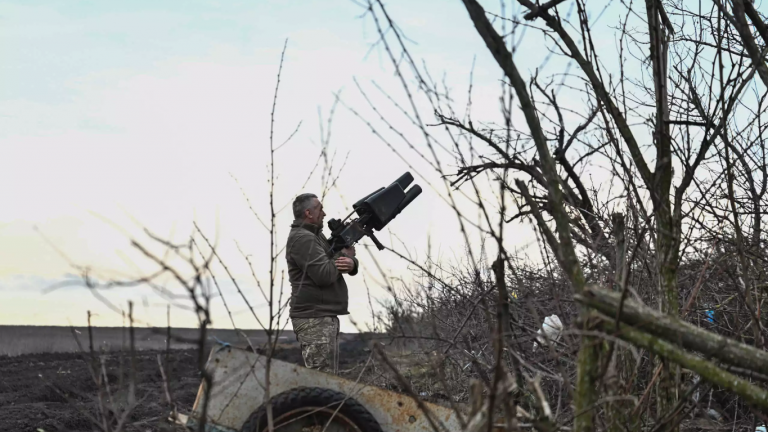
left=0, top=336, right=375, bottom=432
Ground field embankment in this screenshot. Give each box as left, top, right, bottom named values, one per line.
left=0, top=326, right=295, bottom=356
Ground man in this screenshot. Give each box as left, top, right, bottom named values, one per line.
left=286, top=193, right=358, bottom=374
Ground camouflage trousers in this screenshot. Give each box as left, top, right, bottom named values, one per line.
left=291, top=316, right=339, bottom=375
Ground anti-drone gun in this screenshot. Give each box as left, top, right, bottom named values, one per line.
left=326, top=172, right=422, bottom=257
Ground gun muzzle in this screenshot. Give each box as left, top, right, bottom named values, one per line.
left=398, top=185, right=422, bottom=212
left=392, top=172, right=414, bottom=191
left=378, top=185, right=422, bottom=228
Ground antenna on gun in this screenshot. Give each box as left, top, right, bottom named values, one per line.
left=339, top=209, right=356, bottom=224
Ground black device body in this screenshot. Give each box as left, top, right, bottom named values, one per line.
left=325, top=172, right=422, bottom=257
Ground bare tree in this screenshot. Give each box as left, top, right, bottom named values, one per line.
left=353, top=0, right=768, bottom=430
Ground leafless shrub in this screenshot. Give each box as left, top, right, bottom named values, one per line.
left=352, top=0, right=768, bottom=430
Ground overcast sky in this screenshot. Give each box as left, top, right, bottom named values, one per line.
left=1, top=0, right=622, bottom=332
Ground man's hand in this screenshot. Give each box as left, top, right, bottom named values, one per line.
left=341, top=246, right=356, bottom=258
left=335, top=257, right=355, bottom=273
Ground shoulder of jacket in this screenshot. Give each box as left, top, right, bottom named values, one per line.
left=288, top=229, right=318, bottom=249
left=291, top=229, right=317, bottom=240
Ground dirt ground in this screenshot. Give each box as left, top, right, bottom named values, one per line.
left=0, top=337, right=375, bottom=432
left=1, top=335, right=737, bottom=432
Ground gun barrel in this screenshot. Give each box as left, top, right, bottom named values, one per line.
left=391, top=172, right=414, bottom=191
left=398, top=185, right=422, bottom=212
left=376, top=185, right=422, bottom=229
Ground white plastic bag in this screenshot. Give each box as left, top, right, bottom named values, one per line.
left=533, top=314, right=563, bottom=351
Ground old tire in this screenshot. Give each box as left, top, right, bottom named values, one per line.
left=240, top=386, right=383, bottom=432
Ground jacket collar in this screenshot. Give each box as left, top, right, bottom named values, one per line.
left=291, top=219, right=323, bottom=235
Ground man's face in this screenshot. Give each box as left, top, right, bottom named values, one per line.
left=305, top=198, right=326, bottom=227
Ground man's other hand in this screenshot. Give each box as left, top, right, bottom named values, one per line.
left=342, top=246, right=356, bottom=258
left=335, top=257, right=355, bottom=273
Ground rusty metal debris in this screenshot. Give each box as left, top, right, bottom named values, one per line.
left=171, top=346, right=464, bottom=432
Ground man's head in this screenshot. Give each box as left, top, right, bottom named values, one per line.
left=293, top=193, right=325, bottom=227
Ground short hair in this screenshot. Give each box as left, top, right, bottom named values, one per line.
left=293, top=193, right=318, bottom=219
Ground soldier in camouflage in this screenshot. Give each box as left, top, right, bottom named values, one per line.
left=290, top=316, right=340, bottom=373
left=286, top=193, right=359, bottom=374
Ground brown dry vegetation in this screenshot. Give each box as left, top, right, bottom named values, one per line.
left=352, top=0, right=768, bottom=430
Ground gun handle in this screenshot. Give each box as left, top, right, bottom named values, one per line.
left=368, top=232, right=385, bottom=250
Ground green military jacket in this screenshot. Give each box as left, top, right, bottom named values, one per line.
left=286, top=220, right=358, bottom=318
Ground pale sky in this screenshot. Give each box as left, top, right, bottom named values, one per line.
left=1, top=1, right=621, bottom=332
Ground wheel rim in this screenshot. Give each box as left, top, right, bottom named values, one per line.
left=263, top=406, right=364, bottom=432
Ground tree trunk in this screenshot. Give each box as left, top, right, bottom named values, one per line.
left=607, top=213, right=634, bottom=431
left=645, top=0, right=679, bottom=422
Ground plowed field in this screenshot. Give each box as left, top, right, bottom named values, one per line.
left=0, top=329, right=373, bottom=432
